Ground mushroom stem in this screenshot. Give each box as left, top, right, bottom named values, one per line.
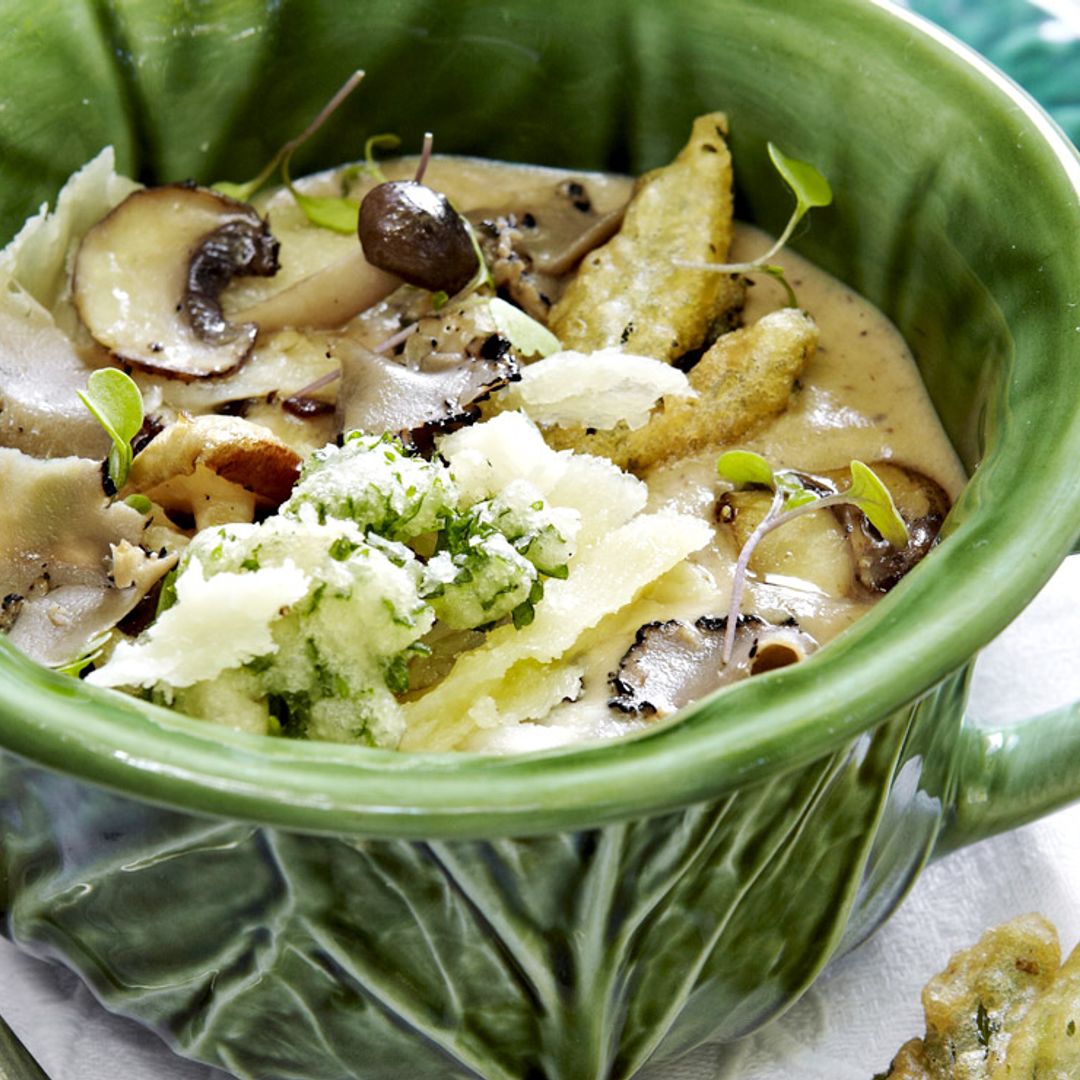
left=232, top=247, right=402, bottom=334
left=194, top=488, right=258, bottom=531
left=414, top=132, right=434, bottom=184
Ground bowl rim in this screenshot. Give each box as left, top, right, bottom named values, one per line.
left=1, top=0, right=1080, bottom=839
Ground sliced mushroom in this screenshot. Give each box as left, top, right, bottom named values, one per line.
left=469, top=189, right=627, bottom=322
left=823, top=462, right=951, bottom=593
left=334, top=336, right=517, bottom=451
left=74, top=185, right=280, bottom=378
left=718, top=483, right=854, bottom=597
left=608, top=614, right=817, bottom=717
left=0, top=447, right=177, bottom=666
left=122, top=413, right=301, bottom=531
left=230, top=247, right=402, bottom=335
left=0, top=300, right=111, bottom=459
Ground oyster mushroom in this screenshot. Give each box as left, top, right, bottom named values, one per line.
left=0, top=448, right=177, bottom=666
left=230, top=248, right=402, bottom=335
left=469, top=188, right=627, bottom=321
left=334, top=335, right=517, bottom=450
left=73, top=185, right=280, bottom=378
left=122, top=414, right=301, bottom=531
left=608, top=614, right=817, bottom=717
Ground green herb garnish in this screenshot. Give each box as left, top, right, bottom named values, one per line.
left=282, top=152, right=360, bottom=234
left=77, top=368, right=144, bottom=490
left=489, top=297, right=561, bottom=357
left=678, top=142, right=832, bottom=307
left=123, top=493, right=153, bottom=515
left=53, top=631, right=111, bottom=678
left=214, top=69, right=366, bottom=224
left=357, top=133, right=402, bottom=185
left=716, top=449, right=908, bottom=662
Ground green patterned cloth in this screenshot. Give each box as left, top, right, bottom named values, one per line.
left=909, top=0, right=1080, bottom=143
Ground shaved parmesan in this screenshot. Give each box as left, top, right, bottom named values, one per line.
left=87, top=559, right=310, bottom=690
left=400, top=512, right=712, bottom=750
left=509, top=348, right=694, bottom=430
left=438, top=411, right=647, bottom=545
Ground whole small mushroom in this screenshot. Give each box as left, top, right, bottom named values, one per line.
left=233, top=175, right=481, bottom=336
left=358, top=180, right=478, bottom=296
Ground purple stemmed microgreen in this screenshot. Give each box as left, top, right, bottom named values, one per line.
left=214, top=70, right=367, bottom=222
left=716, top=450, right=908, bottom=664
left=677, top=143, right=832, bottom=308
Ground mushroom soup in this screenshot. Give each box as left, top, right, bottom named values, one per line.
left=0, top=115, right=964, bottom=753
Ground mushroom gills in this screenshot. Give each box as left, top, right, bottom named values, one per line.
left=74, top=185, right=280, bottom=378
left=122, top=414, right=302, bottom=532
left=608, top=614, right=817, bottom=718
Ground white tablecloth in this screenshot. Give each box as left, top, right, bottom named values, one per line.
left=3, top=557, right=1080, bottom=1080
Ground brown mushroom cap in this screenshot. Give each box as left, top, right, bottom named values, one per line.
left=122, top=414, right=301, bottom=530
left=359, top=180, right=478, bottom=295
left=74, top=185, right=279, bottom=379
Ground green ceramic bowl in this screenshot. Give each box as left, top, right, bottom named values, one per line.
left=2, top=1, right=1080, bottom=1077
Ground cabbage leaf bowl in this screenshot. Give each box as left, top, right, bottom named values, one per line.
left=2, top=1, right=1080, bottom=1077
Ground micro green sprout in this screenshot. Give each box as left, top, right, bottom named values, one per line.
left=460, top=212, right=494, bottom=293
left=214, top=69, right=366, bottom=225
left=716, top=450, right=908, bottom=664
left=355, top=133, right=403, bottom=185
left=77, top=368, right=144, bottom=490
left=52, top=630, right=111, bottom=678
left=677, top=142, right=832, bottom=307
left=489, top=297, right=561, bottom=357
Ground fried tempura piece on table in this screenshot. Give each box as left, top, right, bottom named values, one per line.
left=996, top=932, right=1080, bottom=1080
left=545, top=306, right=817, bottom=474
left=875, top=913, right=1078, bottom=1080
left=548, top=112, right=745, bottom=362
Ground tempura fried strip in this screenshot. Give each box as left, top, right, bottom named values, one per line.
left=992, top=933, right=1080, bottom=1079
left=877, top=913, right=1063, bottom=1080
left=548, top=112, right=744, bottom=361
left=545, top=307, right=817, bottom=474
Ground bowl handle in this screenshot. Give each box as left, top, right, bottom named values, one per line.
left=935, top=698, right=1080, bottom=855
